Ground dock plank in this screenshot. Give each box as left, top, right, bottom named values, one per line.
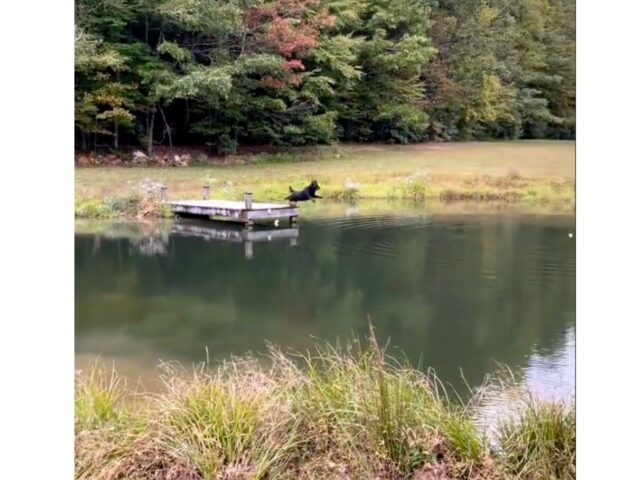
left=168, top=200, right=292, bottom=210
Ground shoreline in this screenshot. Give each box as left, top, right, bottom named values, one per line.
left=75, top=186, right=575, bottom=219
left=76, top=337, right=575, bottom=480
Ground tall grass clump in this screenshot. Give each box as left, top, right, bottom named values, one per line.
left=403, top=181, right=428, bottom=200
left=75, top=366, right=154, bottom=480
left=325, top=179, right=360, bottom=201
left=279, top=330, right=489, bottom=478
left=498, top=397, right=576, bottom=480
left=156, top=359, right=303, bottom=479
left=75, top=365, right=127, bottom=427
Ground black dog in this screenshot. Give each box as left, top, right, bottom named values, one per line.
left=285, top=180, right=322, bottom=203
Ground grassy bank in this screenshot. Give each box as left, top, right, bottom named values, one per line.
left=76, top=335, right=575, bottom=480
left=75, top=142, right=575, bottom=218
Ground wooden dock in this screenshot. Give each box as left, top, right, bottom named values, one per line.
left=168, top=197, right=298, bottom=226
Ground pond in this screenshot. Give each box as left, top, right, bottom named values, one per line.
left=75, top=202, right=575, bottom=400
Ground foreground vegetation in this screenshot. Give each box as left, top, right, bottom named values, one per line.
left=76, top=0, right=575, bottom=154
left=75, top=335, right=575, bottom=480
left=75, top=142, right=575, bottom=218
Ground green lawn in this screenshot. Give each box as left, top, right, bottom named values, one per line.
left=75, top=141, right=575, bottom=217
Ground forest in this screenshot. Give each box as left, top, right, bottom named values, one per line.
left=75, top=0, right=575, bottom=154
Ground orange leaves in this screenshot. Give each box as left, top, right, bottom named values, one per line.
left=311, top=8, right=336, bottom=30
left=246, top=0, right=336, bottom=90
left=265, top=17, right=318, bottom=57
left=283, top=59, right=305, bottom=71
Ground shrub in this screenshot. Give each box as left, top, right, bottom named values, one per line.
left=217, top=134, right=238, bottom=155
left=75, top=199, right=115, bottom=218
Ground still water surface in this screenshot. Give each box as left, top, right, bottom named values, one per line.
left=75, top=205, right=575, bottom=398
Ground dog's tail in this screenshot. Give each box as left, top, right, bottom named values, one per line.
left=288, top=186, right=294, bottom=193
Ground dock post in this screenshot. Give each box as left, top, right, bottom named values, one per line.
left=160, top=186, right=168, bottom=201
left=289, top=216, right=297, bottom=226
left=243, top=193, right=254, bottom=229
left=202, top=185, right=211, bottom=200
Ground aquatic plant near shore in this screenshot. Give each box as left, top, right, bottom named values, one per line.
left=75, top=336, right=575, bottom=480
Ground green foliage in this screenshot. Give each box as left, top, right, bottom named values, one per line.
left=163, top=65, right=234, bottom=100
left=75, top=29, right=134, bottom=143
left=422, top=0, right=575, bottom=140
left=75, top=0, right=575, bottom=152
left=216, top=134, right=238, bottom=155
left=75, top=198, right=117, bottom=218
left=156, top=40, right=193, bottom=64
left=161, top=0, right=244, bottom=37
left=403, top=180, right=427, bottom=199
left=331, top=0, right=436, bottom=142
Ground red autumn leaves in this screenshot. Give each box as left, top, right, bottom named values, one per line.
left=246, top=0, right=335, bottom=89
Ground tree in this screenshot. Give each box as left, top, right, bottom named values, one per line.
left=328, top=0, right=435, bottom=142
left=74, top=0, right=575, bottom=153
left=75, top=28, right=134, bottom=150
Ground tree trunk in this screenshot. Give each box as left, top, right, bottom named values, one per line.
left=114, top=71, right=120, bottom=150
left=158, top=104, right=173, bottom=148
left=184, top=99, right=190, bottom=131
left=146, top=109, right=156, bottom=156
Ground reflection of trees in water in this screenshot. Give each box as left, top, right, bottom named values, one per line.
left=75, top=216, right=575, bottom=389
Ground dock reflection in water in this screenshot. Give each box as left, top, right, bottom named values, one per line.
left=170, top=219, right=299, bottom=259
